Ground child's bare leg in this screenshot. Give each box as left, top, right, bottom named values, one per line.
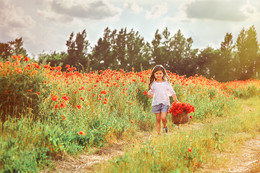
left=161, top=112, right=168, bottom=128
left=155, top=113, right=161, bottom=134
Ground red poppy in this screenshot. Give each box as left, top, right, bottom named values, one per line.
left=52, top=95, right=58, bottom=101
left=60, top=102, right=66, bottom=108
left=23, top=56, right=30, bottom=62
left=55, top=104, right=59, bottom=109
left=131, top=120, right=134, bottom=124
left=143, top=91, right=147, bottom=95
left=78, top=131, right=85, bottom=135
left=188, top=147, right=192, bottom=152
left=169, top=102, right=195, bottom=116
left=76, top=105, right=82, bottom=109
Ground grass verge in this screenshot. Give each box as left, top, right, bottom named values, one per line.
left=95, top=97, right=260, bottom=172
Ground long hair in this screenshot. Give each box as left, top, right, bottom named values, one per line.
left=148, top=65, right=170, bottom=90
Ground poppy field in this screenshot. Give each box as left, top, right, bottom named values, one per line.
left=0, top=55, right=259, bottom=172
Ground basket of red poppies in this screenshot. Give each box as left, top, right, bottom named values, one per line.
left=169, top=102, right=195, bottom=125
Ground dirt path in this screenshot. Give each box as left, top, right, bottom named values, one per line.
left=48, top=142, right=126, bottom=173
left=42, top=127, right=259, bottom=173
left=42, top=103, right=259, bottom=173
left=198, top=135, right=260, bottom=173
left=41, top=132, right=153, bottom=173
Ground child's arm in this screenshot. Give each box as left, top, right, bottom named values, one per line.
left=147, top=90, right=153, bottom=98
left=172, top=94, right=179, bottom=102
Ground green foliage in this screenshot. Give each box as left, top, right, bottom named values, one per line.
left=0, top=57, right=259, bottom=171
left=38, top=51, right=67, bottom=68
left=65, top=29, right=90, bottom=72
left=0, top=37, right=27, bottom=60
left=0, top=58, right=51, bottom=121
left=100, top=97, right=260, bottom=172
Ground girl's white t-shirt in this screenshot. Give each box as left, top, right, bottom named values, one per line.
left=148, top=81, right=176, bottom=106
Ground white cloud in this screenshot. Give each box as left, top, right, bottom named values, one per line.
left=145, top=3, right=168, bottom=19
left=0, top=0, right=35, bottom=41
left=38, top=0, right=122, bottom=21
left=124, top=0, right=143, bottom=14
left=37, top=9, right=74, bottom=23
left=184, top=0, right=248, bottom=21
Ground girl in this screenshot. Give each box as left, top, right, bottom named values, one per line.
left=147, top=65, right=179, bottom=135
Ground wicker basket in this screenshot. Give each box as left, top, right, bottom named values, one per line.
left=171, top=112, right=190, bottom=125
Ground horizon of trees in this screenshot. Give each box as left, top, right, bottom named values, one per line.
left=1, top=25, right=259, bottom=82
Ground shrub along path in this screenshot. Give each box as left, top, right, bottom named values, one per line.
left=42, top=98, right=260, bottom=173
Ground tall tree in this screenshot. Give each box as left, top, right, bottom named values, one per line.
left=125, top=29, right=150, bottom=71
left=151, top=29, right=164, bottom=65
left=214, top=32, right=235, bottom=81
left=0, top=37, right=27, bottom=59
left=65, top=29, right=90, bottom=72
left=38, top=51, right=68, bottom=68
left=196, top=47, right=221, bottom=79
left=150, top=28, right=196, bottom=75
left=91, top=27, right=150, bottom=71
left=90, top=27, right=117, bottom=70
left=235, top=26, right=259, bottom=79
left=170, top=29, right=194, bottom=75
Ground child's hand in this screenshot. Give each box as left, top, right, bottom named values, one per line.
left=147, top=90, right=153, bottom=98
left=147, top=94, right=152, bottom=98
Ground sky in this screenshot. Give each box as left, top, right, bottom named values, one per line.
left=1, top=0, right=260, bottom=58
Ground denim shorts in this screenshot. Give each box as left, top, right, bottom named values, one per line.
left=152, top=103, right=169, bottom=113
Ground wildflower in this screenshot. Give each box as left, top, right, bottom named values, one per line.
left=15, top=68, right=23, bottom=73
left=55, top=104, right=59, bottom=109
left=79, top=86, right=85, bottom=90
left=62, top=95, right=70, bottom=101
left=103, top=101, right=107, bottom=104
left=76, top=105, right=82, bottom=109
left=188, top=147, right=192, bottom=152
left=190, top=115, right=193, bottom=119
left=23, top=56, right=30, bottom=62
left=131, top=120, right=134, bottom=124
left=52, top=95, right=58, bottom=101
left=78, top=131, right=85, bottom=135
left=56, top=66, right=62, bottom=71
left=100, top=90, right=107, bottom=94
left=60, top=102, right=66, bottom=108
left=143, top=91, right=147, bottom=95
left=18, top=54, right=23, bottom=60
left=36, top=92, right=40, bottom=95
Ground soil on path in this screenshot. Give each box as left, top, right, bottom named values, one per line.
left=41, top=132, right=153, bottom=173
left=42, top=104, right=259, bottom=173
left=198, top=135, right=260, bottom=173
left=44, top=127, right=259, bottom=173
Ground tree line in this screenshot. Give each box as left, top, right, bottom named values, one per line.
left=1, top=26, right=259, bottom=82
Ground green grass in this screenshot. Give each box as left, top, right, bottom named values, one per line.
left=96, top=97, right=260, bottom=172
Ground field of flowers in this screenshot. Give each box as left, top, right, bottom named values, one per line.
left=0, top=55, right=259, bottom=172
